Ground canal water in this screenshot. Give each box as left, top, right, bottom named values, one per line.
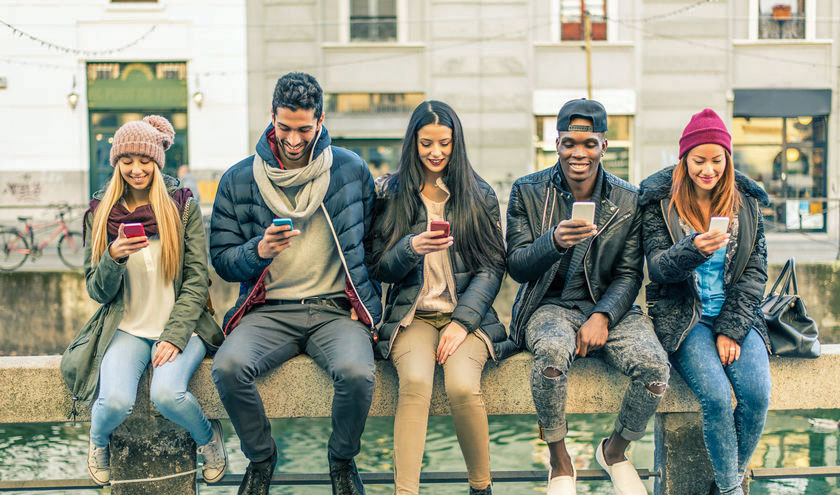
left=1, top=410, right=838, bottom=494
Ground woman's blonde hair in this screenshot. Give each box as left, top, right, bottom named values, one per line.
left=669, top=150, right=741, bottom=233
left=90, top=162, right=182, bottom=280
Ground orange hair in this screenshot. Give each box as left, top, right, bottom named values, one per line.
left=669, top=150, right=741, bottom=233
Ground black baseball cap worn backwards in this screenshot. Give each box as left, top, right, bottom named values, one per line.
left=556, top=98, right=608, bottom=133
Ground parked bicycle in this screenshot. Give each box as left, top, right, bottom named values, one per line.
left=0, top=205, right=84, bottom=271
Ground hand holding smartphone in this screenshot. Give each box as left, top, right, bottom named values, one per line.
left=122, top=222, right=146, bottom=238
left=273, top=218, right=293, bottom=230
left=429, top=220, right=450, bottom=238
left=708, top=216, right=730, bottom=234
left=570, top=201, right=596, bottom=224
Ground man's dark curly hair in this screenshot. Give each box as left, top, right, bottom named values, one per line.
left=271, top=72, right=323, bottom=119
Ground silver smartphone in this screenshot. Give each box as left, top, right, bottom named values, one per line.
left=708, top=216, right=730, bottom=234
left=571, top=201, right=596, bottom=224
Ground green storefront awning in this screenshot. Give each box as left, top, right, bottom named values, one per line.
left=88, top=63, right=186, bottom=110
left=734, top=89, right=831, bottom=118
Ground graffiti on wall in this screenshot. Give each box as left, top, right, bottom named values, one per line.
left=3, top=174, right=42, bottom=204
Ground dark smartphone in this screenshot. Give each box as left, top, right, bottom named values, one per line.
left=429, top=220, right=450, bottom=237
left=273, top=218, right=293, bottom=230
left=123, top=223, right=146, bottom=238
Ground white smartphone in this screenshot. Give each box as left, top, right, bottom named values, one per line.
left=571, top=201, right=596, bottom=224
left=708, top=216, right=730, bottom=234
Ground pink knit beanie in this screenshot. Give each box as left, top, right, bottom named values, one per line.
left=678, top=108, right=731, bottom=159
left=109, top=115, right=175, bottom=168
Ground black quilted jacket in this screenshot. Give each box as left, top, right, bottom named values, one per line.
left=369, top=175, right=518, bottom=361
left=638, top=166, right=770, bottom=354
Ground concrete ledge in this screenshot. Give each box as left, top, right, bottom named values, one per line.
left=1, top=345, right=838, bottom=424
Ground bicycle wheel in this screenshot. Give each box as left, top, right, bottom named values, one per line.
left=58, top=231, right=84, bottom=269
left=0, top=229, right=29, bottom=271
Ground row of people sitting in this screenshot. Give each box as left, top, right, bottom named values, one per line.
left=62, top=71, right=770, bottom=495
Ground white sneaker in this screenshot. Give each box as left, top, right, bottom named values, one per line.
left=546, top=463, right=576, bottom=495
left=197, top=419, right=227, bottom=483
left=87, top=440, right=110, bottom=486
left=595, top=438, right=647, bottom=495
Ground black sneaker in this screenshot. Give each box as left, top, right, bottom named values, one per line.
left=238, top=448, right=277, bottom=495
left=328, top=454, right=365, bottom=495
left=470, top=485, right=492, bottom=495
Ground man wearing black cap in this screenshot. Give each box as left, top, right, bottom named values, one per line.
left=506, top=99, right=669, bottom=495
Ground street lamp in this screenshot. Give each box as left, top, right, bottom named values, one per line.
left=67, top=75, right=79, bottom=109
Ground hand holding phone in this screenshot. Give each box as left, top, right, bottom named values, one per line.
left=554, top=202, right=598, bottom=249
left=273, top=218, right=294, bottom=230
left=123, top=222, right=146, bottom=238
left=694, top=216, right=731, bottom=255
left=109, top=223, right=149, bottom=260
left=429, top=220, right=450, bottom=238
left=411, top=220, right=453, bottom=255
left=258, top=218, right=300, bottom=259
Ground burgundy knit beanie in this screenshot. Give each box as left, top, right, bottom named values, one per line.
left=109, top=115, right=175, bottom=168
left=678, top=108, right=731, bottom=159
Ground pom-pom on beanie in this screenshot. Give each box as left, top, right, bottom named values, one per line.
left=678, top=108, right=731, bottom=159
left=109, top=115, right=175, bottom=168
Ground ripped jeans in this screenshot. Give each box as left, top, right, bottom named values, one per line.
left=525, top=304, right=670, bottom=443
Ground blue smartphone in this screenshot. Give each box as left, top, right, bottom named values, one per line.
left=273, top=218, right=293, bottom=229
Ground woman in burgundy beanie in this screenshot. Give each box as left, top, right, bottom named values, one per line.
left=61, top=115, right=227, bottom=487
left=638, top=108, right=771, bottom=495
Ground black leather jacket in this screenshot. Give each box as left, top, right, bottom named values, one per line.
left=506, top=165, right=644, bottom=347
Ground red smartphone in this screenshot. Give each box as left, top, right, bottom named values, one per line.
left=123, top=223, right=146, bottom=238
left=429, top=220, right=450, bottom=237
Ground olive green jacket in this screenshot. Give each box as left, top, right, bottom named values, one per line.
left=60, top=178, right=224, bottom=405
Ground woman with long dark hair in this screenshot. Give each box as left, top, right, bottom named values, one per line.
left=60, top=116, right=226, bottom=487
left=370, top=101, right=515, bottom=495
left=639, top=109, right=771, bottom=495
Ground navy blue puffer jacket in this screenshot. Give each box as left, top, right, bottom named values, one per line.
left=210, top=124, right=382, bottom=333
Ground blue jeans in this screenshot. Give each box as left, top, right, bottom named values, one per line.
left=90, top=331, right=211, bottom=447
left=671, top=317, right=771, bottom=495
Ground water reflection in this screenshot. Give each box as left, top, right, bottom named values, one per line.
left=0, top=411, right=837, bottom=494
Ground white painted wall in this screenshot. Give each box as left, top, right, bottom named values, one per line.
left=0, top=0, right=248, bottom=212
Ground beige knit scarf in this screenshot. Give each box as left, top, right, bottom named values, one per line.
left=253, top=138, right=332, bottom=220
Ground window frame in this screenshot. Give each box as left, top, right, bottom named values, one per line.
left=748, top=0, right=816, bottom=41
left=339, top=0, right=407, bottom=44
left=549, top=0, right=617, bottom=42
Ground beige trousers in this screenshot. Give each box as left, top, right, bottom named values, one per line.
left=391, top=312, right=491, bottom=494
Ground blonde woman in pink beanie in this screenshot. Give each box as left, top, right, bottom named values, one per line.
left=638, top=109, right=771, bottom=495
left=60, top=115, right=227, bottom=486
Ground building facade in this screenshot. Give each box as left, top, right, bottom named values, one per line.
left=247, top=0, right=840, bottom=235
left=0, top=0, right=249, bottom=222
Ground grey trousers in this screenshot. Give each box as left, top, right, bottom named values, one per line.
left=211, top=303, right=376, bottom=462
left=525, top=304, right=670, bottom=443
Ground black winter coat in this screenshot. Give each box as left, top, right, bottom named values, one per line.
left=638, top=166, right=770, bottom=354
left=369, top=175, right=518, bottom=361
left=210, top=124, right=382, bottom=333
left=506, top=165, right=645, bottom=347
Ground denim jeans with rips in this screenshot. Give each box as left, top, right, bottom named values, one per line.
left=525, top=304, right=670, bottom=444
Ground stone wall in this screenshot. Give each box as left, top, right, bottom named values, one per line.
left=0, top=263, right=837, bottom=355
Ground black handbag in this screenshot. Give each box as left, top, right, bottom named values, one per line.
left=760, top=258, right=820, bottom=358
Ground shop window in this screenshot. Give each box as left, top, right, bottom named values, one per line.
left=535, top=115, right=631, bottom=180
left=350, top=0, right=397, bottom=42
left=758, top=0, right=806, bottom=39
left=333, top=138, right=401, bottom=178
left=326, top=93, right=424, bottom=114
left=732, top=116, right=827, bottom=231
left=559, top=0, right=607, bottom=41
